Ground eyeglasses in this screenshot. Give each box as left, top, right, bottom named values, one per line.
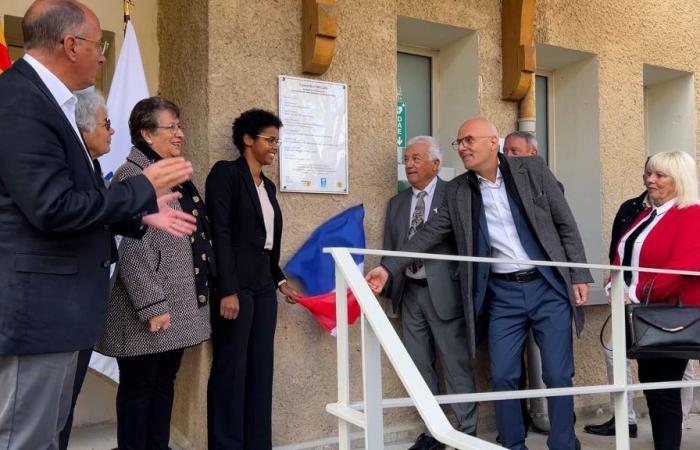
left=77, top=36, right=109, bottom=55
left=451, top=135, right=495, bottom=150
left=60, top=35, right=110, bottom=55
left=104, top=118, right=111, bottom=131
left=156, top=123, right=185, bottom=134
left=257, top=134, right=281, bottom=146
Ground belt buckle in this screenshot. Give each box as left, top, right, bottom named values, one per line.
left=515, top=272, right=526, bottom=282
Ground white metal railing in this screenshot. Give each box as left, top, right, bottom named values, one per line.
left=324, top=247, right=700, bottom=450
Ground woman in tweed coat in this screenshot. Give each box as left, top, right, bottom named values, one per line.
left=96, top=97, right=213, bottom=450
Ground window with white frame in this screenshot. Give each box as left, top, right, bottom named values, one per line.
left=397, top=48, right=437, bottom=140
left=643, top=65, right=695, bottom=156
left=536, top=44, right=605, bottom=302
left=535, top=73, right=551, bottom=165
left=396, top=16, right=479, bottom=184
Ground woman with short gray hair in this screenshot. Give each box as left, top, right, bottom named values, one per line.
left=58, top=89, right=116, bottom=450
left=75, top=90, right=112, bottom=160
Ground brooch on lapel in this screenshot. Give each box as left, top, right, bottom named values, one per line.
left=433, top=208, right=439, bottom=214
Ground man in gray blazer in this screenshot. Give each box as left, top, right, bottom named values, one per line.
left=382, top=136, right=477, bottom=450
left=367, top=118, right=592, bottom=450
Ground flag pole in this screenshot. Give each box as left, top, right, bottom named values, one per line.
left=123, top=0, right=134, bottom=33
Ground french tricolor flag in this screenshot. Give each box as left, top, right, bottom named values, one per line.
left=285, top=205, right=365, bottom=335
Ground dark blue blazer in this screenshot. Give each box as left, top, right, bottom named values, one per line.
left=0, top=59, right=157, bottom=355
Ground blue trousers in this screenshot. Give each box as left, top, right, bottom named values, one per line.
left=487, top=276, right=575, bottom=450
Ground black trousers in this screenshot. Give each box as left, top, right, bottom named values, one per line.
left=58, top=348, right=92, bottom=450
left=116, top=348, right=184, bottom=450
left=208, top=279, right=278, bottom=450
left=638, top=357, right=688, bottom=450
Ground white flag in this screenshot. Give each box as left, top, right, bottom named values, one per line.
left=100, top=20, right=149, bottom=180
left=90, top=20, right=149, bottom=383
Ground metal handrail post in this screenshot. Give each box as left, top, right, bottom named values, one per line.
left=610, top=269, right=630, bottom=449
left=335, top=264, right=351, bottom=450
left=362, top=314, right=384, bottom=448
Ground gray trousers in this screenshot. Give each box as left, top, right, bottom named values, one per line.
left=401, top=280, right=478, bottom=434
left=602, top=337, right=638, bottom=424
left=0, top=351, right=78, bottom=450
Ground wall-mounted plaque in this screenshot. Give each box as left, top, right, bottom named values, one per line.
left=278, top=75, right=348, bottom=194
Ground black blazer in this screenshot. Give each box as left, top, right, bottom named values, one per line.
left=206, top=157, right=285, bottom=298
left=0, top=59, right=157, bottom=355
left=608, top=191, right=647, bottom=263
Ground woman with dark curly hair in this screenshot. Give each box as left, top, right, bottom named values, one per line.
left=206, top=108, right=298, bottom=449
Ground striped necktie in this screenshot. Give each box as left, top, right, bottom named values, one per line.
left=408, top=191, right=426, bottom=273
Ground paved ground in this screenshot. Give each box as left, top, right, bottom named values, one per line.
left=385, top=414, right=700, bottom=450
left=69, top=414, right=700, bottom=449
left=69, top=423, right=116, bottom=449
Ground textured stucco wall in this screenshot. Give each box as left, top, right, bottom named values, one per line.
left=155, top=0, right=700, bottom=447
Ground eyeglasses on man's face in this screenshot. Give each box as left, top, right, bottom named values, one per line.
left=60, top=35, right=110, bottom=56
left=156, top=123, right=186, bottom=134
left=76, top=36, right=109, bottom=55
left=104, top=118, right=111, bottom=131
left=451, top=135, right=495, bottom=150
left=257, top=134, right=281, bottom=146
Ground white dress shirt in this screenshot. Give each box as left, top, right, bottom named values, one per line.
left=405, top=176, right=438, bottom=279
left=256, top=180, right=275, bottom=251
left=477, top=168, right=535, bottom=273
left=23, top=54, right=91, bottom=164
left=616, top=198, right=675, bottom=303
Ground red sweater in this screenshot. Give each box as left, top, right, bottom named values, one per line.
left=613, top=204, right=700, bottom=306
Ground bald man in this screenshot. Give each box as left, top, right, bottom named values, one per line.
left=367, top=118, right=592, bottom=449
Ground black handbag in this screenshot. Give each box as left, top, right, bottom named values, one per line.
left=625, top=277, right=700, bottom=359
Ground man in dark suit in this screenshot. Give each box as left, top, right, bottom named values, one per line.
left=367, top=118, right=592, bottom=450
left=0, top=2, right=195, bottom=448
left=382, top=136, right=477, bottom=450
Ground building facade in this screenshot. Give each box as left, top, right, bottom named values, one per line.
left=2, top=0, right=700, bottom=447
